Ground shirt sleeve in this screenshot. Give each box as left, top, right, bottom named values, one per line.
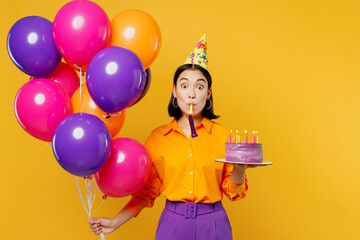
left=124, top=136, right=162, bottom=217
left=221, top=163, right=248, bottom=201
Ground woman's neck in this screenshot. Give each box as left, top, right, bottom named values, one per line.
left=178, top=114, right=203, bottom=131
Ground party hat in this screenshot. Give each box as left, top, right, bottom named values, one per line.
left=183, top=33, right=208, bottom=69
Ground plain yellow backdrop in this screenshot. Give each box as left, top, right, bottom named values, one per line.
left=1, top=0, right=359, bottom=239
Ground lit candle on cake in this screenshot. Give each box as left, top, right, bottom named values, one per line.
left=189, top=104, right=198, bottom=138
left=235, top=129, right=240, bottom=143
left=244, top=130, right=248, bottom=143
left=253, top=130, right=257, bottom=143
left=229, top=130, right=233, bottom=143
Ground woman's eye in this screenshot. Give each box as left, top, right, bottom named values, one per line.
left=197, top=85, right=204, bottom=90
left=181, top=84, right=187, bottom=88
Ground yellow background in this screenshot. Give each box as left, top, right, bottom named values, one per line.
left=1, top=0, right=359, bottom=239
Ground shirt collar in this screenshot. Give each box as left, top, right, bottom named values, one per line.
left=160, top=117, right=213, bottom=135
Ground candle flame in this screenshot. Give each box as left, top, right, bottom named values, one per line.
left=235, top=129, right=240, bottom=143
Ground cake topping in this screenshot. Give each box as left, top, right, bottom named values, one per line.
left=229, top=129, right=260, bottom=143
left=253, top=130, right=259, bottom=143
left=235, top=129, right=240, bottom=143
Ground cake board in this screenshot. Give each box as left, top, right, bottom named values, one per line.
left=215, top=159, right=273, bottom=166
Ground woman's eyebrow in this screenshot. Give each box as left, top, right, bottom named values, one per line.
left=179, top=78, right=205, bottom=82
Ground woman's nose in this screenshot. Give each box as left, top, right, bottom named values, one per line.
left=188, top=88, right=196, bottom=99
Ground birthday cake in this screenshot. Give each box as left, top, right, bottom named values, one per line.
left=225, top=143, right=263, bottom=163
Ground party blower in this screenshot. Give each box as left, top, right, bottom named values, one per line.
left=189, top=104, right=198, bottom=138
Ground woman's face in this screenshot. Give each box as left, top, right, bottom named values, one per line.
left=173, top=69, right=211, bottom=118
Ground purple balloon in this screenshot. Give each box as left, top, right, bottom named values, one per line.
left=52, top=113, right=112, bottom=177
left=130, top=68, right=151, bottom=107
left=86, top=46, right=145, bottom=113
left=7, top=16, right=61, bottom=77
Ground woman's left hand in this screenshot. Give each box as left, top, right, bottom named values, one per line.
left=230, top=163, right=264, bottom=185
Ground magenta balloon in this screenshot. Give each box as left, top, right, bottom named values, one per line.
left=49, top=62, right=80, bottom=97
left=86, top=46, right=145, bottom=113
left=95, top=138, right=151, bottom=197
left=52, top=113, right=112, bottom=177
left=52, top=0, right=111, bottom=66
left=14, top=78, right=71, bottom=142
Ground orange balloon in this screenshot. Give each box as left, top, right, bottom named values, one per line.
left=109, top=10, right=161, bottom=69
left=71, top=85, right=126, bottom=138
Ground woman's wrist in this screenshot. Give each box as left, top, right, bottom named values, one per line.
left=109, top=216, right=120, bottom=230
left=112, top=208, right=134, bottom=229
left=230, top=165, right=246, bottom=185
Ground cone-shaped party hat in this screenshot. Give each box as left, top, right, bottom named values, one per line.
left=183, top=33, right=208, bottom=69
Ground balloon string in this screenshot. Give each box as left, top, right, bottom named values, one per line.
left=78, top=65, right=82, bottom=113
left=74, top=176, right=107, bottom=240
left=75, top=176, right=89, bottom=217
left=89, top=177, right=95, bottom=215
left=85, top=178, right=91, bottom=215
left=100, top=232, right=106, bottom=240
left=91, top=178, right=97, bottom=206
left=92, top=197, right=106, bottom=219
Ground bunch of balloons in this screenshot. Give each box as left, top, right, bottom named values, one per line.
left=8, top=0, right=160, bottom=198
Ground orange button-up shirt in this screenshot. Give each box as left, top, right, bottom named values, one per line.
left=125, top=117, right=248, bottom=217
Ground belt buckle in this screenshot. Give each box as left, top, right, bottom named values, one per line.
left=184, top=202, right=197, bottom=219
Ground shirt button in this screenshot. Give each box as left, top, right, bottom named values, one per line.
left=189, top=191, right=192, bottom=194
left=190, top=172, right=193, bottom=175
left=189, top=153, right=192, bottom=156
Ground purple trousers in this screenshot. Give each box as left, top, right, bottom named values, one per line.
left=155, top=200, right=232, bottom=240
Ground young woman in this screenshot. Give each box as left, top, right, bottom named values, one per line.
left=89, top=35, right=259, bottom=239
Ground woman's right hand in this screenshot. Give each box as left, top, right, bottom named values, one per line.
left=89, top=217, right=117, bottom=235
left=88, top=208, right=135, bottom=235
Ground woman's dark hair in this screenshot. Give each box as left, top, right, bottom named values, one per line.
left=168, top=64, right=219, bottom=120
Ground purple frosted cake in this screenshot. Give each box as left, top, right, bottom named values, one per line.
left=225, top=143, right=263, bottom=163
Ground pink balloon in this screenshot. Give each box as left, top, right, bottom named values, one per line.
left=14, top=78, right=71, bottom=142
left=53, top=0, right=111, bottom=66
left=95, top=138, right=151, bottom=197
left=49, top=62, right=80, bottom=97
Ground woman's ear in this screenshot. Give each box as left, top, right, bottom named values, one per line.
left=172, top=85, right=177, bottom=98
left=207, top=88, right=212, bottom=99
